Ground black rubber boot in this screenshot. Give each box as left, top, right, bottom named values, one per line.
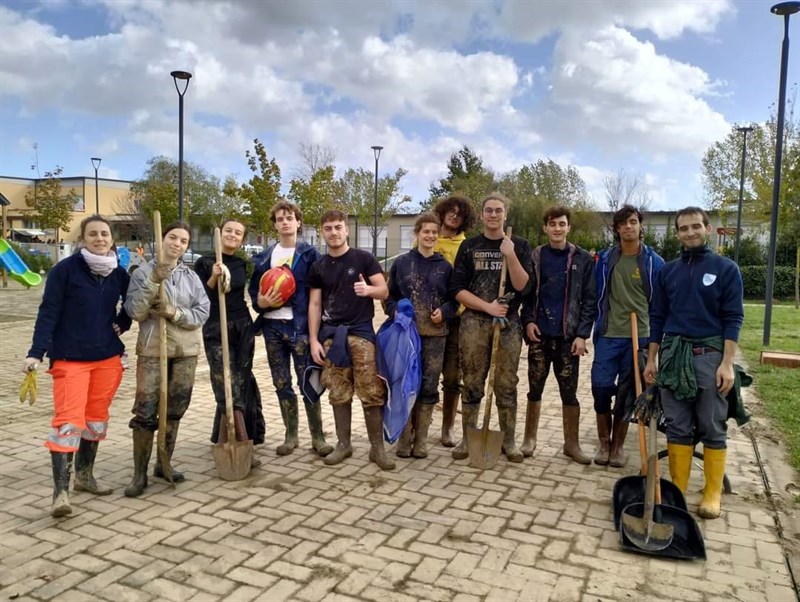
left=153, top=421, right=185, bottom=482
left=50, top=452, right=73, bottom=517
left=395, top=415, right=415, bottom=458
left=364, top=406, right=395, bottom=471
left=412, top=404, right=434, bottom=459
left=305, top=401, right=334, bottom=457
left=124, top=429, right=153, bottom=497
left=452, top=404, right=480, bottom=460
left=276, top=397, right=299, bottom=456
left=74, top=439, right=113, bottom=495
left=323, top=403, right=353, bottom=466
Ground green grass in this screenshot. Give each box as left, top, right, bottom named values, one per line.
left=740, top=304, right=800, bottom=472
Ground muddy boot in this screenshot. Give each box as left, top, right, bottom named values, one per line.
left=594, top=413, right=612, bottom=465
left=413, top=404, right=434, bottom=459
left=698, top=448, right=727, bottom=519
left=440, top=391, right=459, bottom=448
left=305, top=401, right=334, bottom=457
left=364, top=406, right=395, bottom=471
left=498, top=406, right=524, bottom=463
left=562, top=405, right=592, bottom=464
left=323, top=403, right=353, bottom=466
left=395, top=415, right=414, bottom=458
left=233, top=410, right=262, bottom=468
left=276, top=397, right=299, bottom=456
left=50, top=452, right=73, bottom=517
left=608, top=415, right=630, bottom=468
left=520, top=401, right=541, bottom=457
left=124, top=429, right=153, bottom=498
left=154, top=421, right=185, bottom=482
left=452, top=403, right=479, bottom=460
left=73, top=439, right=112, bottom=495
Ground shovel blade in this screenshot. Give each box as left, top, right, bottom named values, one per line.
left=466, top=426, right=503, bottom=469
left=621, top=511, right=675, bottom=552
left=212, top=441, right=253, bottom=481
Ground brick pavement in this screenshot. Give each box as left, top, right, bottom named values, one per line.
left=0, top=279, right=797, bottom=601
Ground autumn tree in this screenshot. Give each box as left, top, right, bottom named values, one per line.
left=288, top=165, right=341, bottom=232
left=240, top=139, right=282, bottom=236
left=191, top=175, right=248, bottom=229
left=426, top=146, right=497, bottom=214
left=24, top=166, right=79, bottom=242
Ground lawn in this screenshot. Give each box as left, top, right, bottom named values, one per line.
left=739, top=303, right=800, bottom=473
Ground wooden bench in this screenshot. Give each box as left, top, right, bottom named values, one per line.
left=760, top=351, right=800, bottom=368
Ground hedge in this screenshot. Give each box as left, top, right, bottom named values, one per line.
left=740, top=265, right=795, bottom=299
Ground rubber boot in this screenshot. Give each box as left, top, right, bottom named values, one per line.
left=73, top=439, right=112, bottom=495
left=276, top=397, right=299, bottom=456
left=698, top=448, right=727, bottom=519
left=594, top=413, right=612, bottom=465
left=154, top=420, right=185, bottom=482
left=412, top=404, right=435, bottom=459
left=498, top=406, right=524, bottom=463
left=562, top=405, right=592, bottom=464
left=520, top=401, right=541, bottom=457
left=668, top=442, right=694, bottom=495
left=305, top=401, right=334, bottom=457
left=608, top=415, right=629, bottom=468
left=452, top=404, right=479, bottom=460
left=124, top=429, right=153, bottom=498
left=50, top=452, right=73, bottom=517
left=323, top=403, right=353, bottom=466
left=364, top=406, right=395, bottom=471
left=234, top=410, right=262, bottom=468
left=395, top=415, right=414, bottom=458
left=440, top=391, right=459, bottom=448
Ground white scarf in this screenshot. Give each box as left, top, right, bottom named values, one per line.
left=80, top=248, right=118, bottom=277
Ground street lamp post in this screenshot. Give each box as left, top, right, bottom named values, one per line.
left=733, top=126, right=753, bottom=264
left=764, top=1, right=800, bottom=346
left=90, top=157, right=101, bottom=215
left=371, top=145, right=383, bottom=258
left=170, top=70, right=193, bottom=222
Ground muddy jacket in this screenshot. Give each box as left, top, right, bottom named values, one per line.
left=125, top=260, right=210, bottom=358
left=249, top=240, right=321, bottom=336
left=594, top=243, right=664, bottom=339
left=521, top=243, right=597, bottom=340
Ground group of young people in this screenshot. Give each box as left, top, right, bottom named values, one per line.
left=24, top=193, right=743, bottom=522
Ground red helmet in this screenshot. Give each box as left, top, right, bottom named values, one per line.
left=259, top=265, right=297, bottom=308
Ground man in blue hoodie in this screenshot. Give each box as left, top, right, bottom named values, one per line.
left=249, top=200, right=332, bottom=458
left=644, top=207, right=743, bottom=519
left=591, top=204, right=664, bottom=467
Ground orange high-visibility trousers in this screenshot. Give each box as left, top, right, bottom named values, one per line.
left=45, top=356, right=123, bottom=452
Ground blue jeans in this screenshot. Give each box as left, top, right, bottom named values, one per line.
left=262, top=320, right=310, bottom=405
left=590, top=336, right=648, bottom=417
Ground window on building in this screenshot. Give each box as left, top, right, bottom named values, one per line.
left=399, top=226, right=415, bottom=251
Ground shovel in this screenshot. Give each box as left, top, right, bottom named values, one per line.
left=211, top=227, right=254, bottom=480
left=153, top=211, right=174, bottom=486
left=467, top=227, right=511, bottom=469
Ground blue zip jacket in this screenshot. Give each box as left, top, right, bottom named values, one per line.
left=249, top=240, right=321, bottom=336
left=649, top=245, right=743, bottom=344
left=28, top=253, right=131, bottom=362
left=594, top=243, right=664, bottom=340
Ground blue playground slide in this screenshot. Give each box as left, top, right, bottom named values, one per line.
left=0, top=239, right=43, bottom=288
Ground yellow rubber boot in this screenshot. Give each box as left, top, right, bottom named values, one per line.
left=667, top=443, right=694, bottom=495
left=698, top=447, right=727, bottom=519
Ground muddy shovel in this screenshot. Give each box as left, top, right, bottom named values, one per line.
left=467, top=227, right=511, bottom=469
left=211, top=227, right=253, bottom=480
left=153, top=211, right=174, bottom=486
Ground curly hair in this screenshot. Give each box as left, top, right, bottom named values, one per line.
left=432, top=194, right=476, bottom=233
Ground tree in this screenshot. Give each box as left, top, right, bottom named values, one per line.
left=190, top=175, right=249, bottom=229
left=240, top=139, right=282, bottom=236
left=294, top=143, right=336, bottom=181
left=604, top=168, right=652, bottom=213
left=288, top=165, right=341, bottom=232
left=24, top=166, right=78, bottom=242
left=426, top=146, right=497, bottom=213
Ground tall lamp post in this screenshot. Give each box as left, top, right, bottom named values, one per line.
left=764, top=1, right=800, bottom=345
left=170, top=70, right=193, bottom=222
left=733, top=126, right=753, bottom=264
left=90, top=157, right=101, bottom=215
left=371, top=145, right=383, bottom=258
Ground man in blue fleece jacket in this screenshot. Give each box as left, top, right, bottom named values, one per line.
left=644, top=206, right=744, bottom=519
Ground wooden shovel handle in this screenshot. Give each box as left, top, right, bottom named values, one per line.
left=632, top=311, right=661, bottom=504
left=215, top=228, right=236, bottom=443
left=153, top=211, right=171, bottom=483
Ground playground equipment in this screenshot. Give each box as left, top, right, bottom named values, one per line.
left=0, top=239, right=43, bottom=288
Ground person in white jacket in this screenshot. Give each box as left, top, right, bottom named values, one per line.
left=123, top=221, right=210, bottom=497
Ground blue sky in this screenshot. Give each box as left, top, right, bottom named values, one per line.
left=1, top=0, right=797, bottom=210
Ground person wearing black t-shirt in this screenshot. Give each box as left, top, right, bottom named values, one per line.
left=307, top=209, right=394, bottom=471
left=195, top=219, right=265, bottom=456
left=449, top=193, right=533, bottom=463
left=520, top=207, right=596, bottom=465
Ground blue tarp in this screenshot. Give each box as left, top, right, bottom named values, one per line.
left=376, top=299, right=422, bottom=443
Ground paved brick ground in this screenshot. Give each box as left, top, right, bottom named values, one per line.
left=0, top=279, right=796, bottom=601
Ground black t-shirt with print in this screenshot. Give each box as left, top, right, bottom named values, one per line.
left=307, top=248, right=382, bottom=325
left=449, top=234, right=533, bottom=320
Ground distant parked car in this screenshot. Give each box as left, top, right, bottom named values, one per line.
left=182, top=249, right=203, bottom=265
left=244, top=244, right=264, bottom=256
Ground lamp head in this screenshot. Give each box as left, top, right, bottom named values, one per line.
left=771, top=2, right=800, bottom=15
left=735, top=125, right=755, bottom=134
left=170, top=70, right=193, bottom=81
left=371, top=145, right=383, bottom=161
left=91, top=157, right=102, bottom=170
